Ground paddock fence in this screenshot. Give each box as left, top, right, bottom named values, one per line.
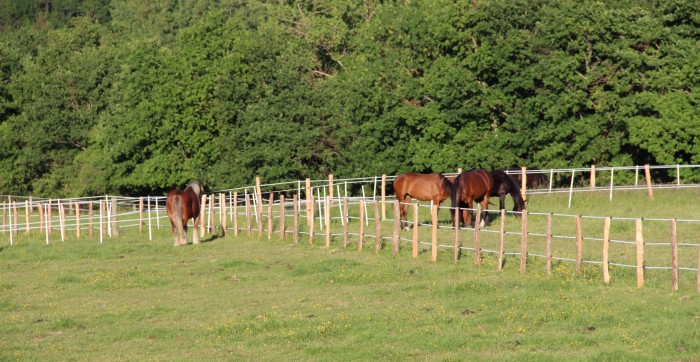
left=2, top=164, right=700, bottom=293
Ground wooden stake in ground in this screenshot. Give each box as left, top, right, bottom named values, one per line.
left=358, top=199, right=365, bottom=252
left=603, top=216, right=611, bottom=284
left=575, top=215, right=582, bottom=274
left=671, top=218, right=678, bottom=291
left=325, top=196, right=332, bottom=247
left=498, top=209, right=505, bottom=271
left=279, top=195, right=285, bottom=240
left=412, top=203, right=419, bottom=259
left=392, top=200, right=399, bottom=256
left=636, top=218, right=645, bottom=288
left=453, top=205, right=460, bottom=264
left=520, top=210, right=528, bottom=274
left=342, top=198, right=348, bottom=247
left=293, top=194, right=298, bottom=245
left=644, top=164, right=654, bottom=200
left=308, top=195, right=315, bottom=245
left=267, top=193, right=274, bottom=240
left=233, top=192, right=239, bottom=237
left=474, top=207, right=481, bottom=267
left=374, top=201, right=381, bottom=254
left=546, top=213, right=552, bottom=276
left=431, top=204, right=438, bottom=262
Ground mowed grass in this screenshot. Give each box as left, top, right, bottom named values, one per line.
left=1, top=188, right=700, bottom=361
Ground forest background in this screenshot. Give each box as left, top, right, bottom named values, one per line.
left=0, top=0, right=698, bottom=197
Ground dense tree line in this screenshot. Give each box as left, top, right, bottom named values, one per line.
left=0, top=0, right=698, bottom=197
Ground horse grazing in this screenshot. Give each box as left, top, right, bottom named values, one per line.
left=450, top=169, right=493, bottom=227
left=490, top=170, right=526, bottom=215
left=393, top=173, right=453, bottom=230
left=166, top=181, right=204, bottom=246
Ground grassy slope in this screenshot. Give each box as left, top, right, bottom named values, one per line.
left=1, top=188, right=700, bottom=361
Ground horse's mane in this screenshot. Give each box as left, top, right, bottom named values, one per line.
left=185, top=181, right=203, bottom=198
left=438, top=173, right=454, bottom=195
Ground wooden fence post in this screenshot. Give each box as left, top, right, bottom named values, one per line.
left=342, top=198, right=348, bottom=247
left=546, top=213, right=552, bottom=276
left=431, top=204, right=438, bottom=262
left=328, top=174, right=334, bottom=200
left=305, top=178, right=312, bottom=227
left=498, top=209, right=505, bottom=271
left=603, top=217, right=611, bottom=284
left=75, top=202, right=81, bottom=239
left=279, top=195, right=285, bottom=240
left=38, top=202, right=44, bottom=233
left=245, top=193, right=251, bottom=236
left=221, top=193, right=227, bottom=236
left=255, top=176, right=263, bottom=231
left=520, top=210, right=528, bottom=274
left=99, top=200, right=104, bottom=243
left=325, top=196, right=332, bottom=247
left=575, top=215, right=582, bottom=274
left=358, top=198, right=365, bottom=252
left=671, top=219, right=678, bottom=291
left=200, top=194, right=207, bottom=237
left=474, top=206, right=481, bottom=267
left=590, top=165, right=596, bottom=189
left=267, top=193, right=274, bottom=240
left=636, top=218, right=645, bottom=288
left=697, top=244, right=700, bottom=294
left=88, top=201, right=93, bottom=238
left=454, top=204, right=460, bottom=264
left=293, top=194, right=298, bottom=245
left=308, top=195, right=315, bottom=245
left=48, top=199, right=53, bottom=236
left=644, top=164, right=654, bottom=200
left=139, top=197, right=144, bottom=235
left=24, top=200, right=30, bottom=235
left=381, top=174, right=386, bottom=220
left=59, top=201, right=65, bottom=241
left=412, top=203, right=419, bottom=259
left=392, top=200, right=399, bottom=256
left=111, top=197, right=119, bottom=237
left=374, top=201, right=381, bottom=254
left=233, top=192, right=239, bottom=237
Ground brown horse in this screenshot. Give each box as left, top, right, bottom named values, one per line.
left=166, top=181, right=204, bottom=246
left=450, top=169, right=493, bottom=227
left=393, top=173, right=453, bottom=230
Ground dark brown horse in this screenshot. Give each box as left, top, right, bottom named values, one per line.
left=490, top=170, right=526, bottom=215
left=450, top=169, right=493, bottom=227
left=510, top=167, right=549, bottom=189
left=393, top=173, right=453, bottom=230
left=166, top=181, right=204, bottom=246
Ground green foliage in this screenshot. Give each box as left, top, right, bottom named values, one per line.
left=0, top=0, right=699, bottom=196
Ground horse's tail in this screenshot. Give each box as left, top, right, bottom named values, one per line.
left=173, top=195, right=185, bottom=241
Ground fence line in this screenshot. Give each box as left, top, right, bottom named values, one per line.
left=3, top=164, right=700, bottom=292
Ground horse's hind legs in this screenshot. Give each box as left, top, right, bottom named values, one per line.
left=191, top=218, right=200, bottom=244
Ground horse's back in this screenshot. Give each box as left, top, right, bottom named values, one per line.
left=394, top=173, right=450, bottom=202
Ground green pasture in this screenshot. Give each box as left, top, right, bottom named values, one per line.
left=1, top=188, right=700, bottom=360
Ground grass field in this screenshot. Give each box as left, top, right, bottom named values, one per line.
left=2, top=188, right=700, bottom=361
